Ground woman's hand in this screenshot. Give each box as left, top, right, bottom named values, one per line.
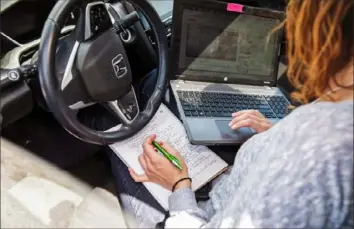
left=229, top=110, right=272, bottom=133
left=129, top=134, right=191, bottom=191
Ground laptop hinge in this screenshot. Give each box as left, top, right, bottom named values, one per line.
left=175, top=76, right=187, bottom=84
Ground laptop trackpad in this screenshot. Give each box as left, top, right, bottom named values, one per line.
left=215, top=120, right=254, bottom=141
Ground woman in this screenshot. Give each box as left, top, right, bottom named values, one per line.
left=110, top=0, right=353, bottom=228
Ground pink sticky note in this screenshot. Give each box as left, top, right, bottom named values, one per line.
left=227, top=3, right=244, bottom=13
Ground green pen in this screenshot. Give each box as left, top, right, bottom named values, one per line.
left=152, top=141, right=183, bottom=170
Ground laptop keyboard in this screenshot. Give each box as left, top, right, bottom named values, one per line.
left=177, top=91, right=291, bottom=119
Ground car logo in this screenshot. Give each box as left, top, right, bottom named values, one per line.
left=112, top=54, right=127, bottom=78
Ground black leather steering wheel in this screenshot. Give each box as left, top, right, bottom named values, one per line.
left=38, top=0, right=168, bottom=145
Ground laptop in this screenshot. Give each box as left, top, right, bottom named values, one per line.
left=169, top=0, right=290, bottom=145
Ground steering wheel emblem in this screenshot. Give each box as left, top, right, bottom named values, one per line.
left=112, top=54, right=127, bottom=78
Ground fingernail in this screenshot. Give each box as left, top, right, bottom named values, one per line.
left=232, top=113, right=237, bottom=117
left=228, top=122, right=232, bottom=127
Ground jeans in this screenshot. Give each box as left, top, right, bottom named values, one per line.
left=79, top=69, right=238, bottom=227
left=78, top=69, right=174, bottom=227
left=107, top=149, right=167, bottom=228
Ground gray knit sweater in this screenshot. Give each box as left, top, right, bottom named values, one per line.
left=166, top=100, right=353, bottom=228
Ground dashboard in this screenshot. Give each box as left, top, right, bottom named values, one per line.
left=0, top=0, right=172, bottom=58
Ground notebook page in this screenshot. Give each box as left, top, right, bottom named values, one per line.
left=109, top=104, right=228, bottom=210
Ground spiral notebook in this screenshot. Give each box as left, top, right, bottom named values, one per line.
left=109, top=104, right=228, bottom=210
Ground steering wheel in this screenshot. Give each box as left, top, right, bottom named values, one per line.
left=38, top=0, right=168, bottom=145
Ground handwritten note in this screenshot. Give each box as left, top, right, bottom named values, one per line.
left=109, top=104, right=228, bottom=210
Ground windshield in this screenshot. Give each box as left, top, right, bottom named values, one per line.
left=148, top=0, right=173, bottom=20
left=0, top=0, right=21, bottom=12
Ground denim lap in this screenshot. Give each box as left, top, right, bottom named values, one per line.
left=107, top=150, right=167, bottom=228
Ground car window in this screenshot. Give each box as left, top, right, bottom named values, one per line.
left=0, top=0, right=21, bottom=12
left=147, top=0, right=173, bottom=20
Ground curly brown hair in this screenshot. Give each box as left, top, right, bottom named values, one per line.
left=282, top=0, right=353, bottom=104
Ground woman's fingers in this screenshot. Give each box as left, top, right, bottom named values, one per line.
left=128, top=168, right=149, bottom=182
left=230, top=109, right=273, bottom=133
left=139, top=154, right=148, bottom=170
left=159, top=142, right=177, bottom=155
left=142, top=135, right=160, bottom=161
left=229, top=112, right=260, bottom=127
left=230, top=118, right=260, bottom=131
left=142, top=135, right=185, bottom=167
left=229, top=112, right=271, bottom=133
left=160, top=142, right=184, bottom=161
left=143, top=134, right=157, bottom=148
left=142, top=154, right=154, bottom=170
left=232, top=118, right=271, bottom=133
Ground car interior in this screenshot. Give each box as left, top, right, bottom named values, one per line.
left=1, top=0, right=291, bottom=227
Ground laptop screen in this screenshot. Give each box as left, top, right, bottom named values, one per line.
left=172, top=4, right=282, bottom=85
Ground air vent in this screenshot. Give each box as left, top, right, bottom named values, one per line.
left=19, top=45, right=39, bottom=65
left=17, top=26, right=74, bottom=65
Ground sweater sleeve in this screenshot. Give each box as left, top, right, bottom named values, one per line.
left=165, top=188, right=208, bottom=228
